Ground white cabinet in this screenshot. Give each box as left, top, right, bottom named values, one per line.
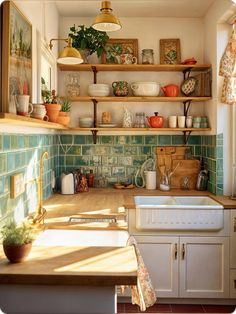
left=135, top=235, right=229, bottom=299
left=230, top=210, right=236, bottom=298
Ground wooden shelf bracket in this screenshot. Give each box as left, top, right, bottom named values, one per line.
left=91, top=130, right=98, bottom=144
left=183, top=130, right=192, bottom=145
left=183, top=100, right=192, bottom=116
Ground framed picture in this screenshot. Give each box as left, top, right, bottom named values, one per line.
left=101, top=39, right=138, bottom=64
left=1, top=1, right=32, bottom=113
left=160, top=39, right=181, bottom=65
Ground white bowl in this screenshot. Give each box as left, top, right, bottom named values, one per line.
left=88, top=84, right=110, bottom=97
left=131, top=82, right=160, bottom=96
left=79, top=117, right=94, bottom=128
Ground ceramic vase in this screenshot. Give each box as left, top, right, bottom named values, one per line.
left=3, top=243, right=32, bottom=263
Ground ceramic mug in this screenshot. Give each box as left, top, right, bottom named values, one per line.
left=15, top=95, right=33, bottom=116
left=178, top=116, right=186, bottom=128
left=119, top=54, right=137, bottom=65
left=102, top=112, right=112, bottom=123
left=169, top=116, right=177, bottom=128
left=112, top=81, right=129, bottom=96
left=31, top=113, right=49, bottom=121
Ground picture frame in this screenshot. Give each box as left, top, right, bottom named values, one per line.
left=1, top=1, right=32, bottom=113
left=160, top=39, right=181, bottom=65
left=101, top=38, right=139, bottom=64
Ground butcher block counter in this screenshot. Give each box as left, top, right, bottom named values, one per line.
left=42, top=188, right=236, bottom=231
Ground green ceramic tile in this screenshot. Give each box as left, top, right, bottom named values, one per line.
left=90, top=156, right=101, bottom=165
left=114, top=136, right=126, bottom=145
left=118, top=156, right=132, bottom=166
left=126, top=136, right=143, bottom=145
left=217, top=176, right=223, bottom=184
left=86, top=135, right=94, bottom=144
left=7, top=153, right=15, bottom=172
left=82, top=146, right=93, bottom=155
left=10, top=135, right=17, bottom=150
left=100, top=136, right=114, bottom=145
left=74, top=135, right=86, bottom=145
left=144, top=136, right=157, bottom=145
left=0, top=135, right=3, bottom=151
left=126, top=167, right=136, bottom=176
left=216, top=188, right=223, bottom=195
left=29, top=135, right=39, bottom=148
left=3, top=135, right=10, bottom=151
left=112, top=167, right=125, bottom=176
left=111, top=146, right=124, bottom=155
left=194, top=146, right=202, bottom=156
left=0, top=154, right=7, bottom=173
left=188, top=135, right=201, bottom=145
left=216, top=159, right=223, bottom=171
left=0, top=195, right=8, bottom=217
left=124, top=146, right=138, bottom=155
left=102, top=156, right=118, bottom=165
left=17, top=135, right=25, bottom=149
left=140, top=146, right=152, bottom=155
left=60, top=135, right=73, bottom=145
left=0, top=177, right=4, bottom=195
left=15, top=152, right=24, bottom=169
left=172, top=135, right=184, bottom=145
left=216, top=147, right=223, bottom=158
left=74, top=156, right=90, bottom=166
left=4, top=176, right=9, bottom=193
left=158, top=135, right=171, bottom=145
left=67, top=146, right=81, bottom=155
left=133, top=156, right=146, bottom=166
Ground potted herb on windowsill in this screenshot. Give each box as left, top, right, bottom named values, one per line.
left=41, top=77, right=61, bottom=122
left=57, top=99, right=71, bottom=127
left=1, top=221, right=35, bottom=263
left=68, top=25, right=109, bottom=63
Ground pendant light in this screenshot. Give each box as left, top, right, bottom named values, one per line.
left=92, top=1, right=121, bottom=32
left=49, top=37, right=83, bottom=64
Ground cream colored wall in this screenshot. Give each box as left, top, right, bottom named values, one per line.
left=59, top=17, right=206, bottom=128
left=204, top=0, right=235, bottom=195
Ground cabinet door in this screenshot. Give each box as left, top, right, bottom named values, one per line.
left=179, top=237, right=229, bottom=298
left=230, top=210, right=236, bottom=268
left=135, top=236, right=179, bottom=297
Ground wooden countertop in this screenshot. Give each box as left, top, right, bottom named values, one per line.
left=0, top=245, right=137, bottom=286
left=39, top=188, right=236, bottom=230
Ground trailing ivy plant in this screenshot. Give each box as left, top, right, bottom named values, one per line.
left=68, top=25, right=109, bottom=58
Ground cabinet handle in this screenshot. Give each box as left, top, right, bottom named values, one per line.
left=173, top=243, right=178, bottom=260
left=234, top=218, right=236, bottom=232
left=182, top=244, right=185, bottom=260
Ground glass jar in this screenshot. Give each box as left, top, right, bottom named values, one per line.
left=134, top=112, right=146, bottom=128
left=142, top=49, right=154, bottom=64
left=65, top=73, right=80, bottom=97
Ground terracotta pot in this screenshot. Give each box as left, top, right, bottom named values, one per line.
left=3, top=243, right=32, bottom=263
left=44, top=104, right=61, bottom=122
left=57, top=112, right=70, bottom=126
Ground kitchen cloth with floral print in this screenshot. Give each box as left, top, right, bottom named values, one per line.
left=126, top=236, right=156, bottom=311
left=219, top=24, right=236, bottom=105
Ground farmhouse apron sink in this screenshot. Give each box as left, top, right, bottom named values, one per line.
left=134, top=196, right=224, bottom=231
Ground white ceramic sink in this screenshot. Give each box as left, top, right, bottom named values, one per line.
left=34, top=229, right=129, bottom=247
left=134, top=196, right=224, bottom=231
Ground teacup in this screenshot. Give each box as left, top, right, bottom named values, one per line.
left=112, top=81, right=129, bottom=96
left=15, top=95, right=33, bottom=116
left=119, top=54, right=137, bottom=65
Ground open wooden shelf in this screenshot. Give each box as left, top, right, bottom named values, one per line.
left=0, top=113, right=67, bottom=130
left=58, top=63, right=211, bottom=72
left=69, top=96, right=212, bottom=103
left=69, top=127, right=211, bottom=132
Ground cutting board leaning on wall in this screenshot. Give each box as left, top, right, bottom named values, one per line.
left=156, top=146, right=200, bottom=189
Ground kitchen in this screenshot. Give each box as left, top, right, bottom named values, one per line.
left=0, top=0, right=236, bottom=313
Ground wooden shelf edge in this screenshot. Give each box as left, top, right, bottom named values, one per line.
left=69, top=96, right=212, bottom=103
left=0, top=113, right=67, bottom=130
left=68, top=127, right=211, bottom=132
left=58, top=63, right=212, bottom=72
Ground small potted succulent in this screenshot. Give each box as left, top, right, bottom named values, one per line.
left=68, top=25, right=109, bottom=63
left=57, top=98, right=71, bottom=127
left=41, top=77, right=61, bottom=122
left=1, top=221, right=35, bottom=263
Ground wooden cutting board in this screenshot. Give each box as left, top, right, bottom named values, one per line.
left=156, top=146, right=200, bottom=189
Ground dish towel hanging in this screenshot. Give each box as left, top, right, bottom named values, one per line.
left=219, top=25, right=236, bottom=105
left=126, top=236, right=157, bottom=312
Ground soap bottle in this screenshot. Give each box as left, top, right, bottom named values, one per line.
left=87, top=169, right=94, bottom=188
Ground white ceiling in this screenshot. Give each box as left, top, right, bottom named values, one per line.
left=54, top=0, right=217, bottom=18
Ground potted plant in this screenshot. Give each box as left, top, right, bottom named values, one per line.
left=68, top=25, right=109, bottom=63
left=57, top=98, right=71, bottom=127
left=41, top=77, right=61, bottom=122
left=1, top=221, right=35, bottom=263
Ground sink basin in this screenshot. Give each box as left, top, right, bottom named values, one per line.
left=134, top=196, right=224, bottom=231
left=34, top=229, right=129, bottom=247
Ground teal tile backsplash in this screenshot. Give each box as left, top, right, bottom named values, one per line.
left=0, top=132, right=224, bottom=225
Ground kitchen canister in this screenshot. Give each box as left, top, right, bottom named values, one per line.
left=145, top=171, right=157, bottom=190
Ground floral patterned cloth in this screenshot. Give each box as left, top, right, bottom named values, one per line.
left=126, top=236, right=157, bottom=312
left=219, top=26, right=236, bottom=105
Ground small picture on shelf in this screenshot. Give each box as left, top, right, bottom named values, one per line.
left=101, top=39, right=138, bottom=64
left=160, top=39, right=181, bottom=64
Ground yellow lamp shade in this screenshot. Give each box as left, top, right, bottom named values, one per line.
left=92, top=1, right=121, bottom=32
left=57, top=46, right=83, bottom=65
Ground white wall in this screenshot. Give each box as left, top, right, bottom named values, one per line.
left=59, top=17, right=206, bottom=128
left=204, top=0, right=235, bottom=195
